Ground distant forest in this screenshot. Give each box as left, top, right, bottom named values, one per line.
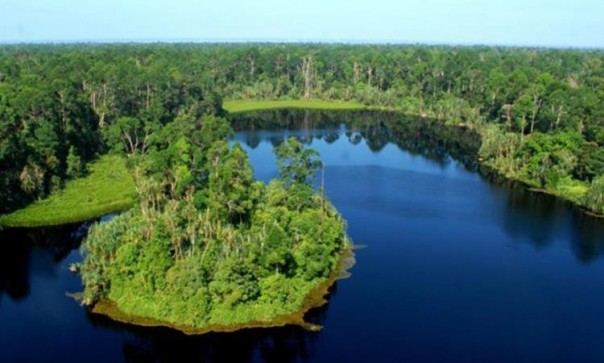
left=0, top=44, right=602, bottom=214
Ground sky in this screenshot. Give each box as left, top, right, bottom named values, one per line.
left=1, top=0, right=603, bottom=48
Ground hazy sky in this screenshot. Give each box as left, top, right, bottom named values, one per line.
left=1, top=0, right=603, bottom=47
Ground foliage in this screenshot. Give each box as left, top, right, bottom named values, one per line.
left=80, top=116, right=349, bottom=329
left=479, top=123, right=600, bottom=209
left=276, top=137, right=322, bottom=185
left=0, top=155, right=135, bottom=227
left=479, top=124, right=521, bottom=175
left=0, top=43, right=602, bottom=215
left=584, top=176, right=604, bottom=214
left=517, top=131, right=583, bottom=188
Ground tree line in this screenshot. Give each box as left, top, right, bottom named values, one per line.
left=0, top=43, right=602, bottom=214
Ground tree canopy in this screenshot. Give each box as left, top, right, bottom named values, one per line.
left=0, top=43, right=602, bottom=216
left=79, top=115, right=349, bottom=329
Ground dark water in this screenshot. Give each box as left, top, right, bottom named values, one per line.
left=2, top=110, right=604, bottom=363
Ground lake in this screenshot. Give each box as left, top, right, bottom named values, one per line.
left=1, top=110, right=604, bottom=363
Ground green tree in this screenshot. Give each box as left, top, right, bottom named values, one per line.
left=584, top=176, right=604, bottom=214
left=275, top=137, right=322, bottom=186
left=66, top=146, right=86, bottom=178
left=206, top=142, right=262, bottom=223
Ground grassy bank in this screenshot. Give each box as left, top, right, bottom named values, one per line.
left=224, top=99, right=368, bottom=113
left=479, top=162, right=602, bottom=217
left=517, top=175, right=597, bottom=216
left=0, top=155, right=136, bottom=228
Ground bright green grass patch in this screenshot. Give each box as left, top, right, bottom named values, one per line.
left=551, top=178, right=590, bottom=204
left=223, top=99, right=368, bottom=113
left=0, top=155, right=136, bottom=228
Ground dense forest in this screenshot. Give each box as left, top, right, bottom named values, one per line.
left=79, top=112, right=349, bottom=328
left=0, top=43, right=602, bottom=216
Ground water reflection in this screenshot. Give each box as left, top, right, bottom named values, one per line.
left=230, top=109, right=604, bottom=264
left=87, top=283, right=337, bottom=363
left=0, top=225, right=84, bottom=304
left=570, top=214, right=604, bottom=264
left=499, top=184, right=561, bottom=249
left=0, top=238, right=30, bottom=302
left=120, top=326, right=315, bottom=363
left=481, top=176, right=604, bottom=264
left=323, top=131, right=339, bottom=144
left=230, top=109, right=481, bottom=171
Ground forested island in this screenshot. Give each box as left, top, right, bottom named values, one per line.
left=79, top=114, right=351, bottom=331
left=0, top=43, right=602, bottom=332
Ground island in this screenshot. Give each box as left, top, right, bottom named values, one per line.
left=77, top=115, right=352, bottom=332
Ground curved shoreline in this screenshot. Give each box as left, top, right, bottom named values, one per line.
left=0, top=155, right=135, bottom=228
left=89, top=247, right=356, bottom=335
left=227, top=102, right=603, bottom=219
left=479, top=164, right=604, bottom=219
left=4, top=104, right=602, bottom=227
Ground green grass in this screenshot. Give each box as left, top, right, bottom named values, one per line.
left=551, top=179, right=590, bottom=204
left=0, top=155, right=136, bottom=228
left=223, top=99, right=368, bottom=113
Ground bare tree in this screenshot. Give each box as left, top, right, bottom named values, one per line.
left=301, top=55, right=313, bottom=99
left=353, top=61, right=361, bottom=84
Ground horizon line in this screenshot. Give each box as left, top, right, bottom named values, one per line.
left=0, top=38, right=602, bottom=51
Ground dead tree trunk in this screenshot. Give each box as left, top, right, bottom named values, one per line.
left=301, top=55, right=313, bottom=100
left=503, top=104, right=513, bottom=131
left=249, top=56, right=256, bottom=78
left=529, top=97, right=542, bottom=134
left=353, top=61, right=361, bottom=84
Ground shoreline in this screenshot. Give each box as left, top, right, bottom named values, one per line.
left=3, top=102, right=602, bottom=227
left=0, top=155, right=135, bottom=228
left=526, top=186, right=604, bottom=219
left=479, top=164, right=604, bottom=219
left=89, top=247, right=356, bottom=335
left=226, top=100, right=602, bottom=219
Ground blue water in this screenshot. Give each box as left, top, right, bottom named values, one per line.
left=1, top=111, right=604, bottom=362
